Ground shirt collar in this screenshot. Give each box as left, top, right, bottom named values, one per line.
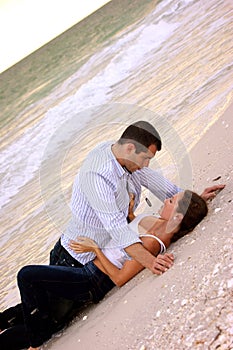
left=108, top=142, right=128, bottom=178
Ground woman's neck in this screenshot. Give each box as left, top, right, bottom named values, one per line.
left=138, top=216, right=174, bottom=247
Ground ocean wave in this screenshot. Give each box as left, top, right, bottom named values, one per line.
left=0, top=17, right=179, bottom=209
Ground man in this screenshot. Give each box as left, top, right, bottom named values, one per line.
left=0, top=121, right=224, bottom=348
left=50, top=121, right=224, bottom=274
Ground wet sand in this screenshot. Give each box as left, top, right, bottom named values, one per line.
left=45, top=102, right=233, bottom=350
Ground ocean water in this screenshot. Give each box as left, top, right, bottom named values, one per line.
left=0, top=0, right=232, bottom=310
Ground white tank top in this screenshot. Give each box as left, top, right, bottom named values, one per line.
left=101, top=213, right=166, bottom=269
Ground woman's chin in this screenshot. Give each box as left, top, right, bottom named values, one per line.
left=158, top=206, right=163, bottom=216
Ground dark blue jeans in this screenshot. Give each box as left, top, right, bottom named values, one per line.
left=0, top=240, right=86, bottom=350
left=17, top=261, right=115, bottom=347
left=49, top=239, right=84, bottom=267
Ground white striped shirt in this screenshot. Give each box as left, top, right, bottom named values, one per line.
left=61, top=141, right=181, bottom=264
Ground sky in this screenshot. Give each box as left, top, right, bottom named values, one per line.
left=0, top=0, right=111, bottom=73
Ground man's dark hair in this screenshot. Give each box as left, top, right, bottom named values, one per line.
left=118, top=121, right=162, bottom=153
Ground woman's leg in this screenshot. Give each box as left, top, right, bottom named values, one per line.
left=17, top=264, right=95, bottom=348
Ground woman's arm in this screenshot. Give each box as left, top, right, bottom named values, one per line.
left=70, top=237, right=174, bottom=287
left=70, top=237, right=137, bottom=286
left=113, top=239, right=173, bottom=286
left=95, top=247, right=144, bottom=287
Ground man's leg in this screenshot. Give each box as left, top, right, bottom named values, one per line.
left=0, top=240, right=84, bottom=349
left=49, top=239, right=83, bottom=267
left=17, top=264, right=94, bottom=348
left=0, top=303, right=24, bottom=330
left=0, top=324, right=30, bottom=350
left=49, top=238, right=85, bottom=325
left=0, top=240, right=83, bottom=330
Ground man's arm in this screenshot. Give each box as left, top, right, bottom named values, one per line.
left=140, top=167, right=225, bottom=202
left=125, top=242, right=174, bottom=275
left=70, top=237, right=174, bottom=286
left=139, top=167, right=182, bottom=201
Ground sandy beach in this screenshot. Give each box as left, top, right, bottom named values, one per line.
left=41, top=103, right=233, bottom=350
left=0, top=0, right=232, bottom=349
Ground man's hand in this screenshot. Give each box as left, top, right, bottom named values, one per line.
left=200, top=184, right=225, bottom=201
left=150, top=253, right=174, bottom=275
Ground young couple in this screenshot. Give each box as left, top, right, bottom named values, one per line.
left=0, top=121, right=224, bottom=350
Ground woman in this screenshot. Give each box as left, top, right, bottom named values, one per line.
left=70, top=190, right=207, bottom=287
left=0, top=190, right=207, bottom=350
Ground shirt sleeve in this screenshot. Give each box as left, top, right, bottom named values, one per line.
left=79, top=170, right=141, bottom=249
left=139, top=167, right=182, bottom=201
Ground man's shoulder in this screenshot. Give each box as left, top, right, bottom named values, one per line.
left=80, top=141, right=115, bottom=174
left=87, top=141, right=112, bottom=158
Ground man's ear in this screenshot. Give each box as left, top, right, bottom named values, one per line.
left=165, top=213, right=184, bottom=234
left=126, top=143, right=136, bottom=154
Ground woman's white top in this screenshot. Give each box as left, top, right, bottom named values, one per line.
left=101, top=213, right=166, bottom=269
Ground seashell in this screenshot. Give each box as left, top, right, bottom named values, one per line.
left=139, top=345, right=147, bottom=350
left=181, top=299, right=187, bottom=306
left=227, top=278, right=233, bottom=288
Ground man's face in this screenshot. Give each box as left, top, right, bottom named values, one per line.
left=124, top=144, right=157, bottom=172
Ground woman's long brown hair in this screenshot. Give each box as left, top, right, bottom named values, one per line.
left=171, top=190, right=208, bottom=242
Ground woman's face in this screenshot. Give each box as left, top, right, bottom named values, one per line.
left=158, top=192, right=184, bottom=220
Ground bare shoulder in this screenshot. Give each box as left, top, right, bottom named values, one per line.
left=140, top=235, right=161, bottom=256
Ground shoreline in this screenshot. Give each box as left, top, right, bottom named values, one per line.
left=46, top=103, right=233, bottom=350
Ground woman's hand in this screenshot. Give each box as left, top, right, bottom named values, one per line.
left=69, top=237, right=99, bottom=253
left=200, top=184, right=225, bottom=201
